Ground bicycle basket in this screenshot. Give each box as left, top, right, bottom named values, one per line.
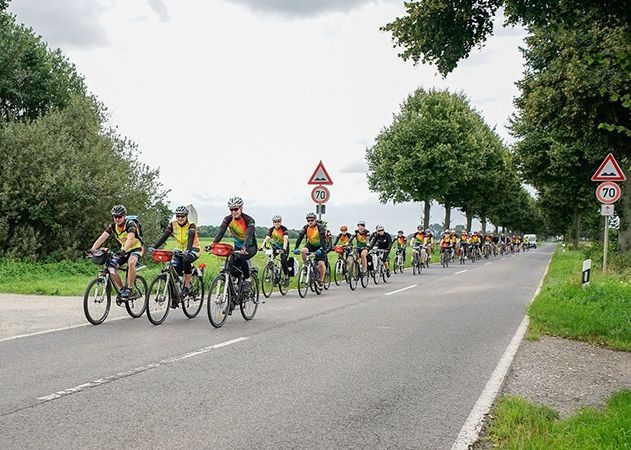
left=212, top=243, right=233, bottom=257
left=91, top=250, right=109, bottom=265
left=334, top=245, right=345, bottom=254
left=152, top=249, right=173, bottom=263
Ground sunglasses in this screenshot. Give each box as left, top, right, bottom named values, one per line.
left=176, top=214, right=186, bottom=219
left=273, top=220, right=281, bottom=223
left=112, top=215, right=123, bottom=219
left=307, top=219, right=315, bottom=222
left=229, top=207, right=240, bottom=212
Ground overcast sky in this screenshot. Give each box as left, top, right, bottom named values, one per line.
left=9, top=0, right=528, bottom=232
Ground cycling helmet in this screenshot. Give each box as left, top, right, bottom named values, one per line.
left=272, top=215, right=282, bottom=221
left=306, top=212, right=317, bottom=220
left=175, top=205, right=189, bottom=216
left=376, top=225, right=385, bottom=231
left=227, top=196, right=244, bottom=208
left=397, top=230, right=404, bottom=235
left=357, top=221, right=366, bottom=226
left=111, top=205, right=127, bottom=216
left=340, top=225, right=348, bottom=232
left=417, top=225, right=423, bottom=230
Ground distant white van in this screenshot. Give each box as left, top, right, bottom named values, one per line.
left=524, top=234, right=537, bottom=248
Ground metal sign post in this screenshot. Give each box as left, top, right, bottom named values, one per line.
left=603, top=216, right=609, bottom=272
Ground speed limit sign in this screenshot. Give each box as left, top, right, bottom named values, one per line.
left=311, top=185, right=330, bottom=204
left=596, top=182, right=621, bottom=204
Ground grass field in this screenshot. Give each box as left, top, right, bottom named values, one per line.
left=528, top=247, right=631, bottom=351
left=485, top=390, right=631, bottom=449
left=0, top=237, right=423, bottom=296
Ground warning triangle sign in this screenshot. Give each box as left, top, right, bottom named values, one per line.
left=308, top=161, right=333, bottom=185
left=592, top=153, right=626, bottom=181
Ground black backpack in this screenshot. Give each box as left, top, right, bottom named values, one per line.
left=126, top=215, right=143, bottom=243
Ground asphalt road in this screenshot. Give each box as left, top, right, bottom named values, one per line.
left=0, top=246, right=553, bottom=449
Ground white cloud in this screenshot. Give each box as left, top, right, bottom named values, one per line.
left=148, top=0, right=170, bottom=22
left=225, top=0, right=396, bottom=17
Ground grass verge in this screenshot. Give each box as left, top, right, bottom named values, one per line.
left=528, top=247, right=631, bottom=351
left=484, top=390, right=631, bottom=449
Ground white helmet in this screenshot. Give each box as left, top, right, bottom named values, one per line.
left=227, top=196, right=244, bottom=208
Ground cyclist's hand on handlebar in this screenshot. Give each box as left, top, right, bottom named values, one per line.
left=115, top=250, right=126, bottom=258
left=147, top=246, right=155, bottom=254
left=315, top=248, right=323, bottom=256
left=293, top=249, right=300, bottom=255
left=238, top=248, right=248, bottom=255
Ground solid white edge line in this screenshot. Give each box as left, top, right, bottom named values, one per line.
left=0, top=316, right=128, bottom=343
left=454, top=270, right=468, bottom=275
left=450, top=251, right=553, bottom=450
left=384, top=284, right=417, bottom=296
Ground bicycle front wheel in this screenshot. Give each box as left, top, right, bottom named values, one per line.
left=261, top=262, right=274, bottom=299
left=298, top=266, right=309, bottom=298
left=412, top=255, right=418, bottom=275
left=333, top=259, right=344, bottom=286
left=323, top=261, right=331, bottom=290
left=182, top=272, right=204, bottom=318
left=146, top=274, right=170, bottom=325
left=125, top=275, right=147, bottom=318
left=83, top=277, right=111, bottom=325
left=348, top=261, right=358, bottom=291
left=240, top=275, right=259, bottom=321
left=207, top=274, right=230, bottom=328
left=278, top=271, right=289, bottom=296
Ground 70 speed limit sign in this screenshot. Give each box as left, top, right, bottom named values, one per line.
left=311, top=185, right=330, bottom=204
left=596, top=182, right=621, bottom=204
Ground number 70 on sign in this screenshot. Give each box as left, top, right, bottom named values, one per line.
left=596, top=182, right=621, bottom=204
left=311, top=185, right=330, bottom=204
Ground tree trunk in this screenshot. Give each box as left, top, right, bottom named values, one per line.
left=466, top=210, right=473, bottom=231
left=481, top=218, right=487, bottom=233
left=443, top=203, right=451, bottom=230
left=573, top=209, right=581, bottom=249
left=423, top=199, right=431, bottom=230
left=494, top=224, right=498, bottom=234
left=619, top=175, right=631, bottom=252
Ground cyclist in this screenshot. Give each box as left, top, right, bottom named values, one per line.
left=211, top=197, right=257, bottom=293
left=458, top=230, right=469, bottom=260
left=150, top=205, right=200, bottom=304
left=89, top=205, right=143, bottom=300
left=439, top=232, right=452, bottom=262
left=259, top=215, right=290, bottom=276
left=394, top=230, right=407, bottom=264
left=470, top=231, right=481, bottom=258
left=410, top=225, right=427, bottom=267
left=368, top=225, right=393, bottom=276
left=352, top=221, right=371, bottom=275
left=294, top=212, right=327, bottom=289
left=324, top=229, right=333, bottom=253
left=424, top=230, right=434, bottom=266
left=333, top=225, right=353, bottom=247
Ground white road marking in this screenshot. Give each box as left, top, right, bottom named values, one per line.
left=454, top=270, right=468, bottom=275
left=484, top=262, right=492, bottom=266
left=37, top=337, right=249, bottom=403
left=0, top=316, right=128, bottom=343
left=384, top=285, right=417, bottom=296
left=451, top=252, right=553, bottom=450
left=501, top=257, right=506, bottom=260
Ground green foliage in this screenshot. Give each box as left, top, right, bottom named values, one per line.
left=486, top=391, right=631, bottom=449
left=528, top=248, right=631, bottom=350
left=0, top=8, right=170, bottom=259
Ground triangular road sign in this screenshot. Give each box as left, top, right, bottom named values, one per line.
left=592, top=153, right=626, bottom=181
left=308, top=161, right=333, bottom=185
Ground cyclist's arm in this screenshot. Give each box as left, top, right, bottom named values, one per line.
left=368, top=234, right=377, bottom=249
left=243, top=214, right=256, bottom=247
left=318, top=225, right=326, bottom=249
left=153, top=223, right=173, bottom=248
left=91, top=230, right=111, bottom=251
left=332, top=234, right=340, bottom=247
left=186, top=223, right=197, bottom=251
left=385, top=234, right=393, bottom=251
left=294, top=226, right=306, bottom=249
left=260, top=236, right=270, bottom=249
left=212, top=216, right=230, bottom=245
left=283, top=234, right=289, bottom=251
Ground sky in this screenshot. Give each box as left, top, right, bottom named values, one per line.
left=8, top=0, right=528, bottom=233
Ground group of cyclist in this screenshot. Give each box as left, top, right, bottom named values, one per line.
left=89, top=197, right=531, bottom=303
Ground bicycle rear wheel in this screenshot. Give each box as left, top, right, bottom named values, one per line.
left=261, top=262, right=274, bottom=299
left=373, top=264, right=381, bottom=285
left=333, top=259, right=344, bottom=286
left=312, top=268, right=322, bottom=295
left=182, top=272, right=204, bottom=318
left=125, top=275, right=147, bottom=318
left=298, top=266, right=309, bottom=298
left=147, top=274, right=171, bottom=325
left=323, top=261, right=331, bottom=290
left=240, top=275, right=259, bottom=320
left=207, top=274, right=230, bottom=328
left=412, top=254, right=418, bottom=275
left=83, top=277, right=111, bottom=325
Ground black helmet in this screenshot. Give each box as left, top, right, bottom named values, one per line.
left=111, top=205, right=127, bottom=216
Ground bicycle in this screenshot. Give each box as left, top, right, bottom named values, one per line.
left=297, top=251, right=324, bottom=298
left=393, top=247, right=405, bottom=273
left=332, top=245, right=350, bottom=286
left=370, top=249, right=388, bottom=284
left=458, top=244, right=467, bottom=265
left=344, top=247, right=361, bottom=291
left=440, top=246, right=451, bottom=268
left=470, top=244, right=480, bottom=263
left=412, top=245, right=423, bottom=275
left=83, top=249, right=147, bottom=325
left=260, top=247, right=290, bottom=299
left=146, top=249, right=205, bottom=325
left=206, top=243, right=259, bottom=328
left=482, top=242, right=491, bottom=259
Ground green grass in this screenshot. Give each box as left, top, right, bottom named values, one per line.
left=527, top=247, right=631, bottom=351
left=0, top=237, right=421, bottom=296
left=485, top=390, right=631, bottom=449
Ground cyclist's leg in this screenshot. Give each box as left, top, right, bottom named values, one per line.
left=183, top=251, right=199, bottom=287
left=279, top=248, right=289, bottom=274
left=382, top=250, right=390, bottom=271
left=108, top=252, right=126, bottom=289
left=360, top=248, right=368, bottom=270
left=126, top=251, right=142, bottom=286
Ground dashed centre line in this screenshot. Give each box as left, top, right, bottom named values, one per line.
left=36, top=337, right=249, bottom=403
left=384, top=285, right=417, bottom=296
left=454, top=270, right=469, bottom=275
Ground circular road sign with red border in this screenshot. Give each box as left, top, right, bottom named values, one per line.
left=596, top=181, right=621, bottom=204
left=311, top=185, right=330, bottom=204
